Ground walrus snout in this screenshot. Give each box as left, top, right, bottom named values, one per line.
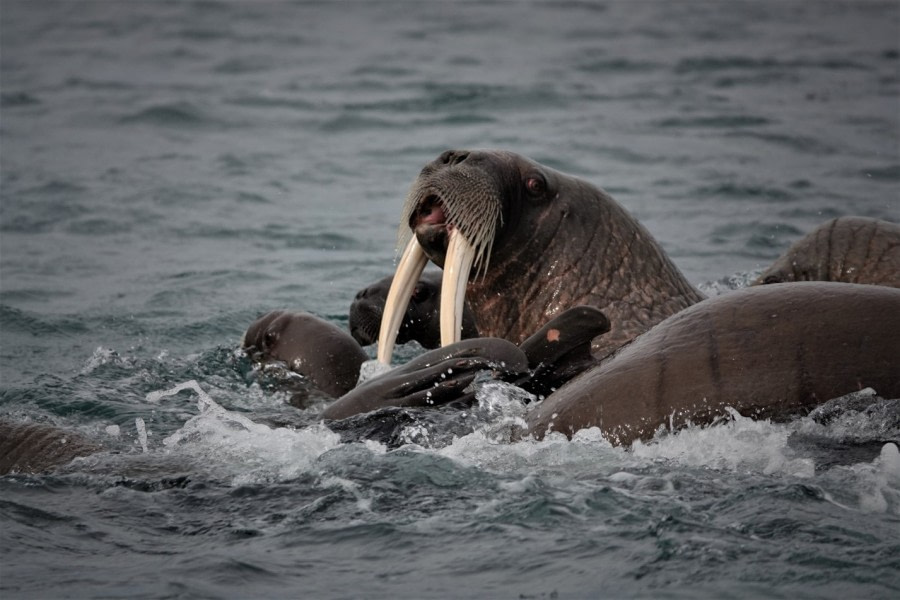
left=438, top=149, right=470, bottom=166
left=410, top=195, right=451, bottom=266
left=377, top=149, right=505, bottom=362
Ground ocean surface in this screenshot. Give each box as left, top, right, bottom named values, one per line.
left=1, top=1, right=899, bottom=598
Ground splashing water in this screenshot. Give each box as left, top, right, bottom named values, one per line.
left=146, top=380, right=345, bottom=485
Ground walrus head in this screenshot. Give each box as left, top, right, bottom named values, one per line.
left=377, top=150, right=562, bottom=362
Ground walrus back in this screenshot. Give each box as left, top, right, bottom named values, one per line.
left=0, top=420, right=102, bottom=475
left=527, top=282, right=900, bottom=445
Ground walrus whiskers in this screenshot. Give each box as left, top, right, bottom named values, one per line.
left=377, top=174, right=503, bottom=361
left=397, top=181, right=502, bottom=278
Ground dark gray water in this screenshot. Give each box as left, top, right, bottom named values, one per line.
left=1, top=1, right=899, bottom=598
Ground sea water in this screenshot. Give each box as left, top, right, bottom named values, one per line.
left=1, top=2, right=899, bottom=598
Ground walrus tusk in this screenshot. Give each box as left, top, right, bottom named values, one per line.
left=377, top=237, right=428, bottom=364
left=440, top=228, right=476, bottom=346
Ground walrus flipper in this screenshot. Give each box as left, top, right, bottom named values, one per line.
left=322, top=338, right=529, bottom=421
left=517, top=306, right=611, bottom=397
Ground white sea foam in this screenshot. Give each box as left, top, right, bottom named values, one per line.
left=79, top=346, right=124, bottom=375
left=144, top=375, right=898, bottom=511
left=836, top=442, right=900, bottom=515
left=357, top=359, right=393, bottom=383
left=148, top=380, right=343, bottom=485
left=134, top=417, right=148, bottom=453
left=696, top=269, right=762, bottom=297
left=631, top=408, right=815, bottom=477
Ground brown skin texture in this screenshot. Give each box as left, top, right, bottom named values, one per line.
left=406, top=149, right=705, bottom=361
left=756, top=217, right=900, bottom=288
left=242, top=310, right=368, bottom=398
left=0, top=420, right=102, bottom=475
left=526, top=282, right=900, bottom=445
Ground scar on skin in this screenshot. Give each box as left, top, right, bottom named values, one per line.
left=546, top=328, right=560, bottom=342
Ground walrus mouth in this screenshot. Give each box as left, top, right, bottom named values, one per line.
left=376, top=174, right=501, bottom=364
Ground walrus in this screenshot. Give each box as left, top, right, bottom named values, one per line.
left=349, top=271, right=478, bottom=349
left=376, top=149, right=705, bottom=364
left=526, top=282, right=900, bottom=445
left=242, top=310, right=368, bottom=398
left=0, top=420, right=102, bottom=475
left=756, top=216, right=900, bottom=288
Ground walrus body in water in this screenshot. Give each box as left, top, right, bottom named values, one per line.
left=0, top=420, right=102, bottom=475
left=756, top=216, right=900, bottom=288
left=328, top=283, right=899, bottom=445
left=526, top=282, right=900, bottom=444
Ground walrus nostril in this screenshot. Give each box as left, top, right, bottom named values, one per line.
left=440, top=150, right=469, bottom=166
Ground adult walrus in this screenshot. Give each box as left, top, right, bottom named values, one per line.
left=756, top=216, right=900, bottom=288
left=350, top=271, right=478, bottom=349
left=242, top=310, right=368, bottom=398
left=526, top=282, right=900, bottom=445
left=376, top=149, right=705, bottom=364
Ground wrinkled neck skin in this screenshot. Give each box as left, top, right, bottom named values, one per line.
left=467, top=180, right=704, bottom=361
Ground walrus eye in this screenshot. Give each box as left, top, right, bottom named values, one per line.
left=263, top=330, right=279, bottom=349
left=525, top=175, right=546, bottom=197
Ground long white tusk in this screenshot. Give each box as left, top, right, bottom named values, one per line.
left=376, top=237, right=428, bottom=364
left=440, top=229, right=476, bottom=346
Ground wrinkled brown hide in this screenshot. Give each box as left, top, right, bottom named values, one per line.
left=527, top=283, right=900, bottom=445
left=0, top=420, right=102, bottom=475
left=757, top=217, right=900, bottom=288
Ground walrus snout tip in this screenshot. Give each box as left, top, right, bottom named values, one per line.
left=438, top=149, right=470, bottom=166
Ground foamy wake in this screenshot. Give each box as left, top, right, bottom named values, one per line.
left=142, top=378, right=900, bottom=512
left=146, top=380, right=346, bottom=485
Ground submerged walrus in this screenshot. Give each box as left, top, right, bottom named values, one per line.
left=349, top=271, right=478, bottom=349
left=756, top=216, right=900, bottom=288
left=376, top=149, right=705, bottom=364
left=0, top=420, right=102, bottom=475
left=242, top=310, right=367, bottom=398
